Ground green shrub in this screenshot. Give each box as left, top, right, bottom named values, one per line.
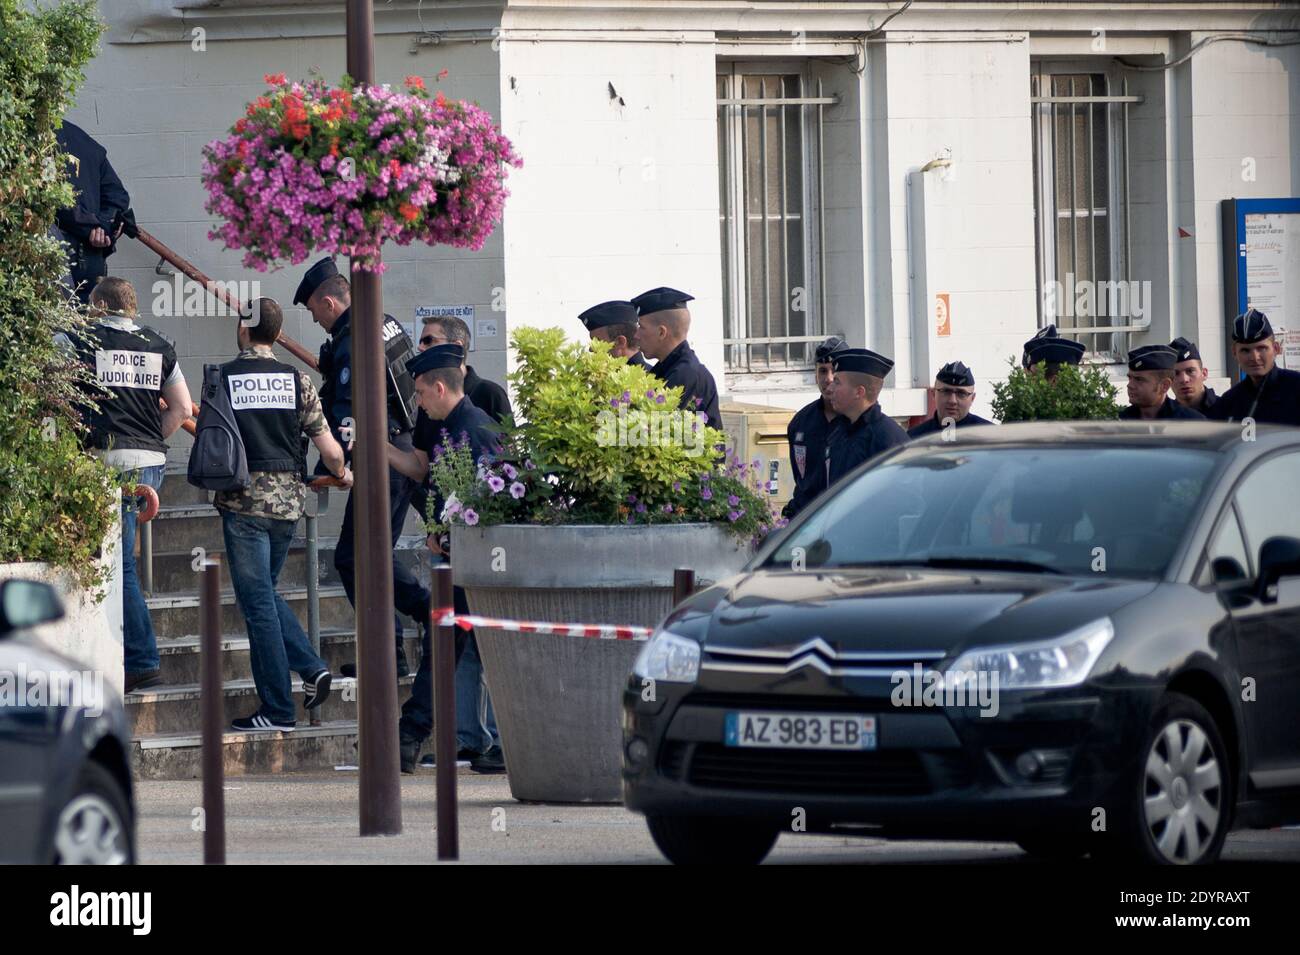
left=426, top=326, right=783, bottom=541
left=0, top=0, right=118, bottom=591
left=991, top=357, right=1121, bottom=423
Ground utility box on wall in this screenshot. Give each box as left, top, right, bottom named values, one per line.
left=719, top=401, right=797, bottom=514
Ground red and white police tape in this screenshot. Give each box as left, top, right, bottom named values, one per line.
left=431, top=608, right=652, bottom=641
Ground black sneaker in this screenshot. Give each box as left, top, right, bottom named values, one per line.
left=340, top=662, right=357, bottom=679
left=124, top=669, right=163, bottom=694
left=419, top=748, right=478, bottom=767
left=396, top=645, right=410, bottom=678
left=302, top=669, right=332, bottom=709
left=470, top=745, right=506, bottom=775
left=399, top=733, right=424, bottom=774
left=232, top=713, right=295, bottom=732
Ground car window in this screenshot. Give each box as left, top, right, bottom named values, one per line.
left=761, top=446, right=1219, bottom=579
left=1232, top=451, right=1300, bottom=567
left=1201, top=506, right=1251, bottom=585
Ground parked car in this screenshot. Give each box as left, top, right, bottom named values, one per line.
left=0, top=578, right=136, bottom=864
left=623, top=421, right=1300, bottom=865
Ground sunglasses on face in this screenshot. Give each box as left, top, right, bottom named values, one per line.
left=420, top=334, right=449, bottom=348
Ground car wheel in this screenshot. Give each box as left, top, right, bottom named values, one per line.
left=646, top=813, right=778, bottom=865
left=52, top=762, right=135, bottom=865
left=1105, top=693, right=1232, bottom=865
left=1015, top=833, right=1091, bottom=860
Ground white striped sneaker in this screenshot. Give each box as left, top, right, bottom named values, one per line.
left=302, top=669, right=332, bottom=710
left=231, top=713, right=295, bottom=732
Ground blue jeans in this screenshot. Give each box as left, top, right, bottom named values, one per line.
left=456, top=634, right=499, bottom=753
left=221, top=511, right=326, bottom=723
left=122, top=465, right=164, bottom=673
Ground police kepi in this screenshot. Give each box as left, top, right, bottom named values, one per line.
left=1120, top=345, right=1205, bottom=421
left=631, top=287, right=722, bottom=429
left=909, top=361, right=994, bottom=438
left=1207, top=309, right=1300, bottom=426
left=1022, top=325, right=1086, bottom=378
left=783, top=335, right=848, bottom=519
left=824, top=348, right=909, bottom=487
left=579, top=300, right=649, bottom=369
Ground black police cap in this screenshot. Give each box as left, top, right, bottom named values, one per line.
left=294, top=256, right=340, bottom=307
left=936, top=361, right=975, bottom=387
left=1170, top=337, right=1202, bottom=363
left=832, top=347, right=894, bottom=378
left=631, top=287, right=694, bottom=316
left=1024, top=336, right=1085, bottom=367
left=1128, top=344, right=1178, bottom=372
left=814, top=335, right=848, bottom=363
left=579, top=300, right=638, bottom=332
left=1232, top=308, right=1272, bottom=344
left=406, top=342, right=465, bottom=377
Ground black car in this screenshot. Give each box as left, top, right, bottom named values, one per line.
left=0, top=578, right=136, bottom=864
left=623, top=422, right=1300, bottom=865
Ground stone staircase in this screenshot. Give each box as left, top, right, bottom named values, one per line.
left=130, top=470, right=426, bottom=779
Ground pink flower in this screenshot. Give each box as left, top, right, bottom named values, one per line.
left=502, top=463, right=517, bottom=480
left=487, top=475, right=505, bottom=493
left=463, top=508, right=479, bottom=526
left=509, top=481, right=526, bottom=499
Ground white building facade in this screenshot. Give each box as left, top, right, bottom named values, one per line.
left=78, top=0, right=1299, bottom=430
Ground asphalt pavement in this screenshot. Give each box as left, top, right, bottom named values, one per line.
left=135, top=771, right=1300, bottom=865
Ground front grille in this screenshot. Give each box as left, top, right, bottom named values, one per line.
left=684, top=692, right=894, bottom=712
left=659, top=741, right=689, bottom=781
left=687, top=744, right=932, bottom=797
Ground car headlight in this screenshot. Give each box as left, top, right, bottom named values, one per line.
left=632, top=630, right=701, bottom=684
left=947, top=617, right=1114, bottom=690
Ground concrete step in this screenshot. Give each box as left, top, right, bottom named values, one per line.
left=147, top=504, right=226, bottom=552
left=132, top=720, right=361, bottom=778
left=126, top=674, right=416, bottom=736
left=155, top=474, right=213, bottom=508
left=130, top=720, right=477, bottom=779
left=146, top=544, right=344, bottom=595
left=157, top=629, right=423, bottom=685
left=147, top=585, right=356, bottom=639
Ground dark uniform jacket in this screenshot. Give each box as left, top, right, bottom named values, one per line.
left=783, top=397, right=837, bottom=519
left=627, top=352, right=651, bottom=371
left=1119, top=397, right=1206, bottom=421
left=651, top=340, right=721, bottom=430
left=1188, top=386, right=1218, bottom=417
left=907, top=411, right=994, bottom=439
left=416, top=395, right=500, bottom=520
left=55, top=122, right=130, bottom=298
left=1206, top=367, right=1300, bottom=426
left=316, top=308, right=412, bottom=467
left=825, top=403, right=910, bottom=487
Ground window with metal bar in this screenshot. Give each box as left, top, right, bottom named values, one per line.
left=717, top=65, right=831, bottom=372
left=1031, top=65, right=1135, bottom=361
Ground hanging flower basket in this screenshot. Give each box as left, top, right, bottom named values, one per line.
left=201, top=73, right=521, bottom=271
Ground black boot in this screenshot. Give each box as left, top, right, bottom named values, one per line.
left=399, top=732, right=424, bottom=774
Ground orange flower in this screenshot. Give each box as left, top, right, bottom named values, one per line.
left=398, top=202, right=420, bottom=222
left=404, top=75, right=426, bottom=90
left=263, top=73, right=287, bottom=86
left=437, top=69, right=449, bottom=80
left=246, top=96, right=272, bottom=117
left=234, top=118, right=248, bottom=133
left=329, top=138, right=340, bottom=158
left=434, top=91, right=447, bottom=107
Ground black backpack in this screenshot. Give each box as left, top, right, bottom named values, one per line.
left=187, top=364, right=249, bottom=491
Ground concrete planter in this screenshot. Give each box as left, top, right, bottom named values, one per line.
left=0, top=490, right=123, bottom=695
left=452, top=523, right=749, bottom=803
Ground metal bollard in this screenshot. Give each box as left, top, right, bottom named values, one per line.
left=200, top=556, right=226, bottom=864
left=433, top=564, right=458, bottom=860
left=673, top=568, right=696, bottom=606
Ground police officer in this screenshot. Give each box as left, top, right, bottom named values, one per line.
left=1170, top=337, right=1218, bottom=416
left=579, top=300, right=650, bottom=370
left=1207, top=309, right=1300, bottom=426
left=1022, top=324, right=1086, bottom=380
left=387, top=344, right=499, bottom=773
left=55, top=121, right=132, bottom=304
left=631, top=287, right=722, bottom=429
left=908, top=361, right=994, bottom=438
left=213, top=299, right=351, bottom=731
left=1119, top=345, right=1205, bottom=421
left=825, top=348, right=910, bottom=486
left=782, top=335, right=848, bottom=520
left=71, top=277, right=192, bottom=693
left=293, top=256, right=423, bottom=677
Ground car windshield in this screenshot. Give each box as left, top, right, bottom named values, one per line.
left=762, top=446, right=1219, bottom=579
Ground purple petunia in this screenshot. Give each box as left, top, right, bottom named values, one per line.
left=727, top=495, right=740, bottom=507
left=672, top=481, right=681, bottom=492
left=510, top=481, right=526, bottom=499
left=728, top=509, right=744, bottom=522
left=655, top=393, right=666, bottom=405
left=463, top=508, right=479, bottom=526
left=701, top=488, right=713, bottom=501
left=503, top=463, right=517, bottom=480
left=487, top=475, right=505, bottom=493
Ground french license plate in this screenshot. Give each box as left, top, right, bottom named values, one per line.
left=725, top=711, right=877, bottom=751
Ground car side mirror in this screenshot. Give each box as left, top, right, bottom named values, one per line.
left=1255, top=536, right=1300, bottom=605
left=0, top=579, right=64, bottom=638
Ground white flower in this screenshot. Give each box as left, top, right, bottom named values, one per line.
left=440, top=492, right=462, bottom=521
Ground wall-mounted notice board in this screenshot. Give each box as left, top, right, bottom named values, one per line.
left=1221, top=198, right=1300, bottom=379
